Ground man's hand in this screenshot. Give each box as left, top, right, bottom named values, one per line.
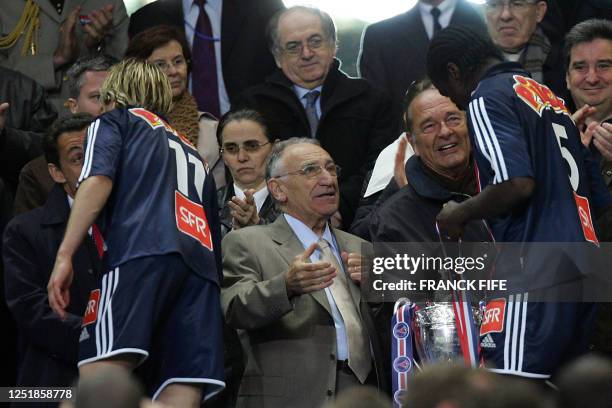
left=0, top=102, right=8, bottom=133
left=436, top=200, right=466, bottom=241
left=394, top=135, right=409, bottom=188
left=54, top=7, right=80, bottom=68
left=572, top=104, right=598, bottom=147
left=341, top=251, right=363, bottom=284
left=228, top=189, right=260, bottom=229
left=83, top=5, right=115, bottom=50
left=47, top=251, right=75, bottom=320
left=285, top=243, right=336, bottom=298
left=593, top=122, right=612, bottom=161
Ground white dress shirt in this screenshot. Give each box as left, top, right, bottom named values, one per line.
left=419, top=0, right=458, bottom=40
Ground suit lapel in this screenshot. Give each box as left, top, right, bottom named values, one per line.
left=220, top=0, right=246, bottom=66
left=269, top=216, right=333, bottom=315
left=399, top=9, right=429, bottom=48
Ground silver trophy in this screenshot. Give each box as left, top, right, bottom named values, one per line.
left=412, top=303, right=481, bottom=363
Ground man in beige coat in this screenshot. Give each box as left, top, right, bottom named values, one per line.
left=221, top=138, right=385, bottom=408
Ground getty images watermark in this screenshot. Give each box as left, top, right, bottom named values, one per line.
left=361, top=242, right=612, bottom=303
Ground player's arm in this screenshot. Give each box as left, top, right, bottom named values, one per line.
left=436, top=177, right=534, bottom=239
left=48, top=175, right=112, bottom=319
left=58, top=175, right=112, bottom=257
left=439, top=92, right=535, bottom=239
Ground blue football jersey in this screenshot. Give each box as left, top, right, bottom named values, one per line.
left=78, top=107, right=221, bottom=284
left=467, top=62, right=609, bottom=244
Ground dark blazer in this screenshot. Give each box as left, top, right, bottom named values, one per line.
left=217, top=183, right=281, bottom=238
left=128, top=0, right=284, bottom=104
left=0, top=67, right=57, bottom=195
left=358, top=1, right=486, bottom=128
left=221, top=215, right=387, bottom=408
left=2, top=185, right=99, bottom=401
left=233, top=60, right=396, bottom=226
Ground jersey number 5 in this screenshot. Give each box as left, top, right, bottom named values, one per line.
left=552, top=123, right=598, bottom=245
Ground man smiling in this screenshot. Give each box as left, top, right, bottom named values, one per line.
left=565, top=18, right=612, bottom=175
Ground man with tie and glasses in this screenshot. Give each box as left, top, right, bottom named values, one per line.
left=358, top=0, right=485, bottom=132
left=233, top=6, right=396, bottom=229
left=221, top=138, right=386, bottom=407
left=484, top=0, right=569, bottom=102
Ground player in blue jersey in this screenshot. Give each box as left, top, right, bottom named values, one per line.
left=48, top=59, right=224, bottom=407
left=425, top=26, right=612, bottom=379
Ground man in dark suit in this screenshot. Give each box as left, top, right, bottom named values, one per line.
left=2, top=114, right=99, bottom=406
left=128, top=0, right=284, bottom=115
left=221, top=139, right=386, bottom=408
left=359, top=0, right=486, bottom=130
left=234, top=6, right=396, bottom=227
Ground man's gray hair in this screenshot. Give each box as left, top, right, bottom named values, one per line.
left=564, top=19, right=612, bottom=69
left=266, top=137, right=320, bottom=181
left=66, top=55, right=118, bottom=98
left=266, top=6, right=337, bottom=59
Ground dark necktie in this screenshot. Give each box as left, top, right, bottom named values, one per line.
left=192, top=0, right=220, bottom=118
left=304, top=90, right=320, bottom=138
left=431, top=7, right=442, bottom=37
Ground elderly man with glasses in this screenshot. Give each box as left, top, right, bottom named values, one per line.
left=484, top=0, right=570, bottom=102
left=233, top=6, right=396, bottom=229
left=221, top=138, right=387, bottom=407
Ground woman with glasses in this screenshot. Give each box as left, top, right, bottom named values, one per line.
left=125, top=25, right=225, bottom=188
left=216, top=108, right=280, bottom=237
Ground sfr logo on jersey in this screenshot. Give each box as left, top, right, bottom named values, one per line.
left=480, top=298, right=506, bottom=335
left=175, top=190, right=213, bottom=250
left=82, top=289, right=100, bottom=326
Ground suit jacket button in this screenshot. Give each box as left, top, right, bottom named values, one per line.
left=327, top=390, right=333, bottom=396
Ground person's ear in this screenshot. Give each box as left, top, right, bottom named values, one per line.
left=535, top=1, right=547, bottom=23
left=268, top=178, right=287, bottom=203
left=48, top=163, right=67, bottom=184
left=448, top=62, right=461, bottom=82
left=273, top=52, right=282, bottom=68
left=65, top=98, right=78, bottom=114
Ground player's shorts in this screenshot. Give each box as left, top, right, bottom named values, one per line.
left=479, top=293, right=595, bottom=378
left=78, top=253, right=225, bottom=400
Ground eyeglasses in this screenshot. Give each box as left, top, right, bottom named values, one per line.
left=275, top=162, right=341, bottom=179
left=151, top=57, right=187, bottom=73
left=485, top=0, right=537, bottom=13
left=418, top=113, right=465, bottom=135
left=220, top=140, right=271, bottom=155
left=281, top=35, right=328, bottom=57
